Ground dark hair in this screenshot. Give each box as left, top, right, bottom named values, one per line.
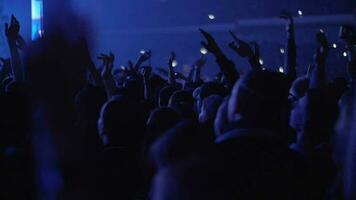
left=232, top=70, right=290, bottom=128
left=101, top=95, right=145, bottom=146
left=199, top=82, right=227, bottom=100
left=169, top=90, right=194, bottom=107
left=159, top=85, right=179, bottom=107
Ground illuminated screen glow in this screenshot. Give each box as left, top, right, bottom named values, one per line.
left=31, top=0, right=43, bottom=40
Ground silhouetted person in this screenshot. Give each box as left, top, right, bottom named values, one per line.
left=94, top=95, right=145, bottom=200
left=151, top=70, right=307, bottom=200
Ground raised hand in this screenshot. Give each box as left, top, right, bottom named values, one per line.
left=310, top=32, right=329, bottom=89
left=194, top=55, right=207, bottom=69
left=280, top=11, right=294, bottom=32
left=5, top=15, right=20, bottom=42
left=98, top=53, right=115, bottom=79
left=168, top=52, right=176, bottom=68
left=199, top=29, right=223, bottom=56
left=228, top=31, right=255, bottom=59
left=168, top=52, right=177, bottom=84
left=280, top=11, right=297, bottom=81
left=141, top=66, right=152, bottom=80
left=250, top=42, right=260, bottom=60
left=314, top=31, right=329, bottom=64
left=138, top=50, right=152, bottom=64
left=5, top=15, right=23, bottom=82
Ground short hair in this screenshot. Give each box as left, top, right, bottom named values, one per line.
left=169, top=90, right=194, bottom=107
left=159, top=86, right=179, bottom=107
left=199, top=82, right=227, bottom=100
left=229, top=70, right=290, bottom=127
left=100, top=95, right=144, bottom=145
left=75, top=85, right=107, bottom=121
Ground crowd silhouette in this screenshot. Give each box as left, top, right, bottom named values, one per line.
left=0, top=11, right=355, bottom=200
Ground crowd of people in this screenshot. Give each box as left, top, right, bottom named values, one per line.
left=0, top=11, right=356, bottom=200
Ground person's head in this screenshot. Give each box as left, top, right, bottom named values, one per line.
left=75, top=85, right=107, bottom=122
left=168, top=90, right=196, bottom=120
left=228, top=70, right=290, bottom=135
left=149, top=120, right=212, bottom=169
left=147, top=107, right=181, bottom=140
left=123, top=77, right=144, bottom=101
left=168, top=90, right=194, bottom=107
left=98, top=95, right=144, bottom=146
left=195, top=82, right=227, bottom=114
left=145, top=107, right=181, bottom=152
left=199, top=95, right=223, bottom=125
left=159, top=85, right=179, bottom=107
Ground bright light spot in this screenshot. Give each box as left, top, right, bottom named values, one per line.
left=172, top=60, right=178, bottom=67
left=280, top=48, right=285, bottom=54
left=200, top=47, right=208, bottom=55
left=208, top=14, right=215, bottom=20
left=279, top=67, right=284, bottom=73
left=332, top=43, right=337, bottom=49
left=343, top=52, right=348, bottom=57
left=120, top=66, right=126, bottom=70
left=298, top=10, right=303, bottom=16
left=31, top=0, right=43, bottom=40
left=319, top=29, right=324, bottom=33
left=262, top=68, right=266, bottom=70
left=174, top=72, right=178, bottom=76
left=259, top=59, right=264, bottom=65
left=140, top=50, right=146, bottom=54
left=38, top=30, right=44, bottom=37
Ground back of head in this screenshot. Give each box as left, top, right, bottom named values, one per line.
left=149, top=120, right=212, bottom=169
left=75, top=85, right=107, bottom=121
left=199, top=82, right=227, bottom=100
left=145, top=107, right=181, bottom=153
left=228, top=70, right=290, bottom=131
left=99, top=95, right=144, bottom=146
left=159, top=85, right=179, bottom=107
left=169, top=90, right=194, bottom=107
left=147, top=107, right=181, bottom=138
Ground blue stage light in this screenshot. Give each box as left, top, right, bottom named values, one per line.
left=31, top=0, right=43, bottom=40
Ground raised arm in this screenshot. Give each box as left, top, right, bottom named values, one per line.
left=141, top=66, right=153, bottom=100
left=281, top=12, right=297, bottom=81
left=134, top=50, right=152, bottom=71
left=309, top=31, right=329, bottom=89
left=340, top=25, right=356, bottom=82
left=167, top=52, right=177, bottom=85
left=5, top=15, right=23, bottom=82
left=228, top=31, right=262, bottom=70
left=98, top=53, right=116, bottom=98
left=295, top=31, right=330, bottom=154
left=200, top=29, right=239, bottom=89
left=192, top=56, right=206, bottom=83
left=79, top=38, right=103, bottom=86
